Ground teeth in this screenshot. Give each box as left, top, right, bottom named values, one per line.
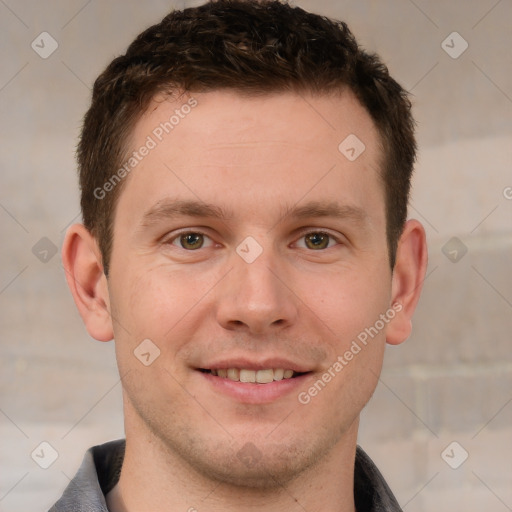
left=240, top=369, right=256, bottom=383
left=273, top=368, right=284, bottom=381
left=227, top=368, right=240, bottom=381
left=255, top=369, right=274, bottom=384
left=209, top=368, right=298, bottom=383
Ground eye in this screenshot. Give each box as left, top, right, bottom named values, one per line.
left=168, top=231, right=214, bottom=250
left=296, top=231, right=339, bottom=250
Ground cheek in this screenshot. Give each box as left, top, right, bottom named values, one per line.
left=303, top=265, right=391, bottom=345
left=111, top=261, right=221, bottom=358
left=126, top=264, right=197, bottom=322
left=109, top=265, right=199, bottom=400
left=299, top=263, right=390, bottom=398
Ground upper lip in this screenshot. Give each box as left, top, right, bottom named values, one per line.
left=196, top=357, right=312, bottom=373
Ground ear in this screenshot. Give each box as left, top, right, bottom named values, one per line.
left=62, top=223, right=114, bottom=342
left=386, top=219, right=428, bottom=345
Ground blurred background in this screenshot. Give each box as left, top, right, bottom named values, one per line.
left=0, top=1, right=511, bottom=510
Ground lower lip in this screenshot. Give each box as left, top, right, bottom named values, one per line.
left=198, top=371, right=312, bottom=404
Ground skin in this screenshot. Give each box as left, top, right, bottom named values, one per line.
left=62, top=89, right=427, bottom=512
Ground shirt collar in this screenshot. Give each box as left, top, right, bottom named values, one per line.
left=49, top=439, right=402, bottom=512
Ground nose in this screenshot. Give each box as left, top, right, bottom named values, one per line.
left=214, top=244, right=299, bottom=335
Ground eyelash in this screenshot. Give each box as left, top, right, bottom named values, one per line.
left=164, top=229, right=343, bottom=251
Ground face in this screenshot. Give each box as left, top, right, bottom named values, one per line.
left=107, top=89, right=393, bottom=486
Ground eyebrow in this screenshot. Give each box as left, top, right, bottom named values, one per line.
left=279, top=201, right=367, bottom=225
left=138, top=198, right=368, bottom=228
left=139, top=199, right=234, bottom=227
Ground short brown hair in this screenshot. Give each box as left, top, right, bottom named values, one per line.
left=78, top=0, right=416, bottom=275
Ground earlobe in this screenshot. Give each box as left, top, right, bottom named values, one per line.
left=386, top=219, right=428, bottom=345
left=62, top=224, right=114, bottom=342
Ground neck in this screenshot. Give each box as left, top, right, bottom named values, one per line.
left=107, top=411, right=358, bottom=512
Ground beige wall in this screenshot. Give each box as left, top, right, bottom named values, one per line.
left=0, top=1, right=511, bottom=510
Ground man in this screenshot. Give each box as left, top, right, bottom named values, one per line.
left=53, top=0, right=427, bottom=510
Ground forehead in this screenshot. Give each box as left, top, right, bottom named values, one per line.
left=115, top=89, right=384, bottom=228
left=137, top=89, right=379, bottom=159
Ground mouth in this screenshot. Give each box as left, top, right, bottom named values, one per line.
left=194, top=357, right=314, bottom=404
left=198, top=368, right=308, bottom=384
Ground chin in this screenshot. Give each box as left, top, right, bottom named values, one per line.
left=189, top=441, right=323, bottom=489
left=127, top=384, right=359, bottom=489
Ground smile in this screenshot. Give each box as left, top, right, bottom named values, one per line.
left=197, top=366, right=312, bottom=404
left=199, top=368, right=304, bottom=383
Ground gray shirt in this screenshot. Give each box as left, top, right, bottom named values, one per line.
left=49, top=439, right=403, bottom=511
